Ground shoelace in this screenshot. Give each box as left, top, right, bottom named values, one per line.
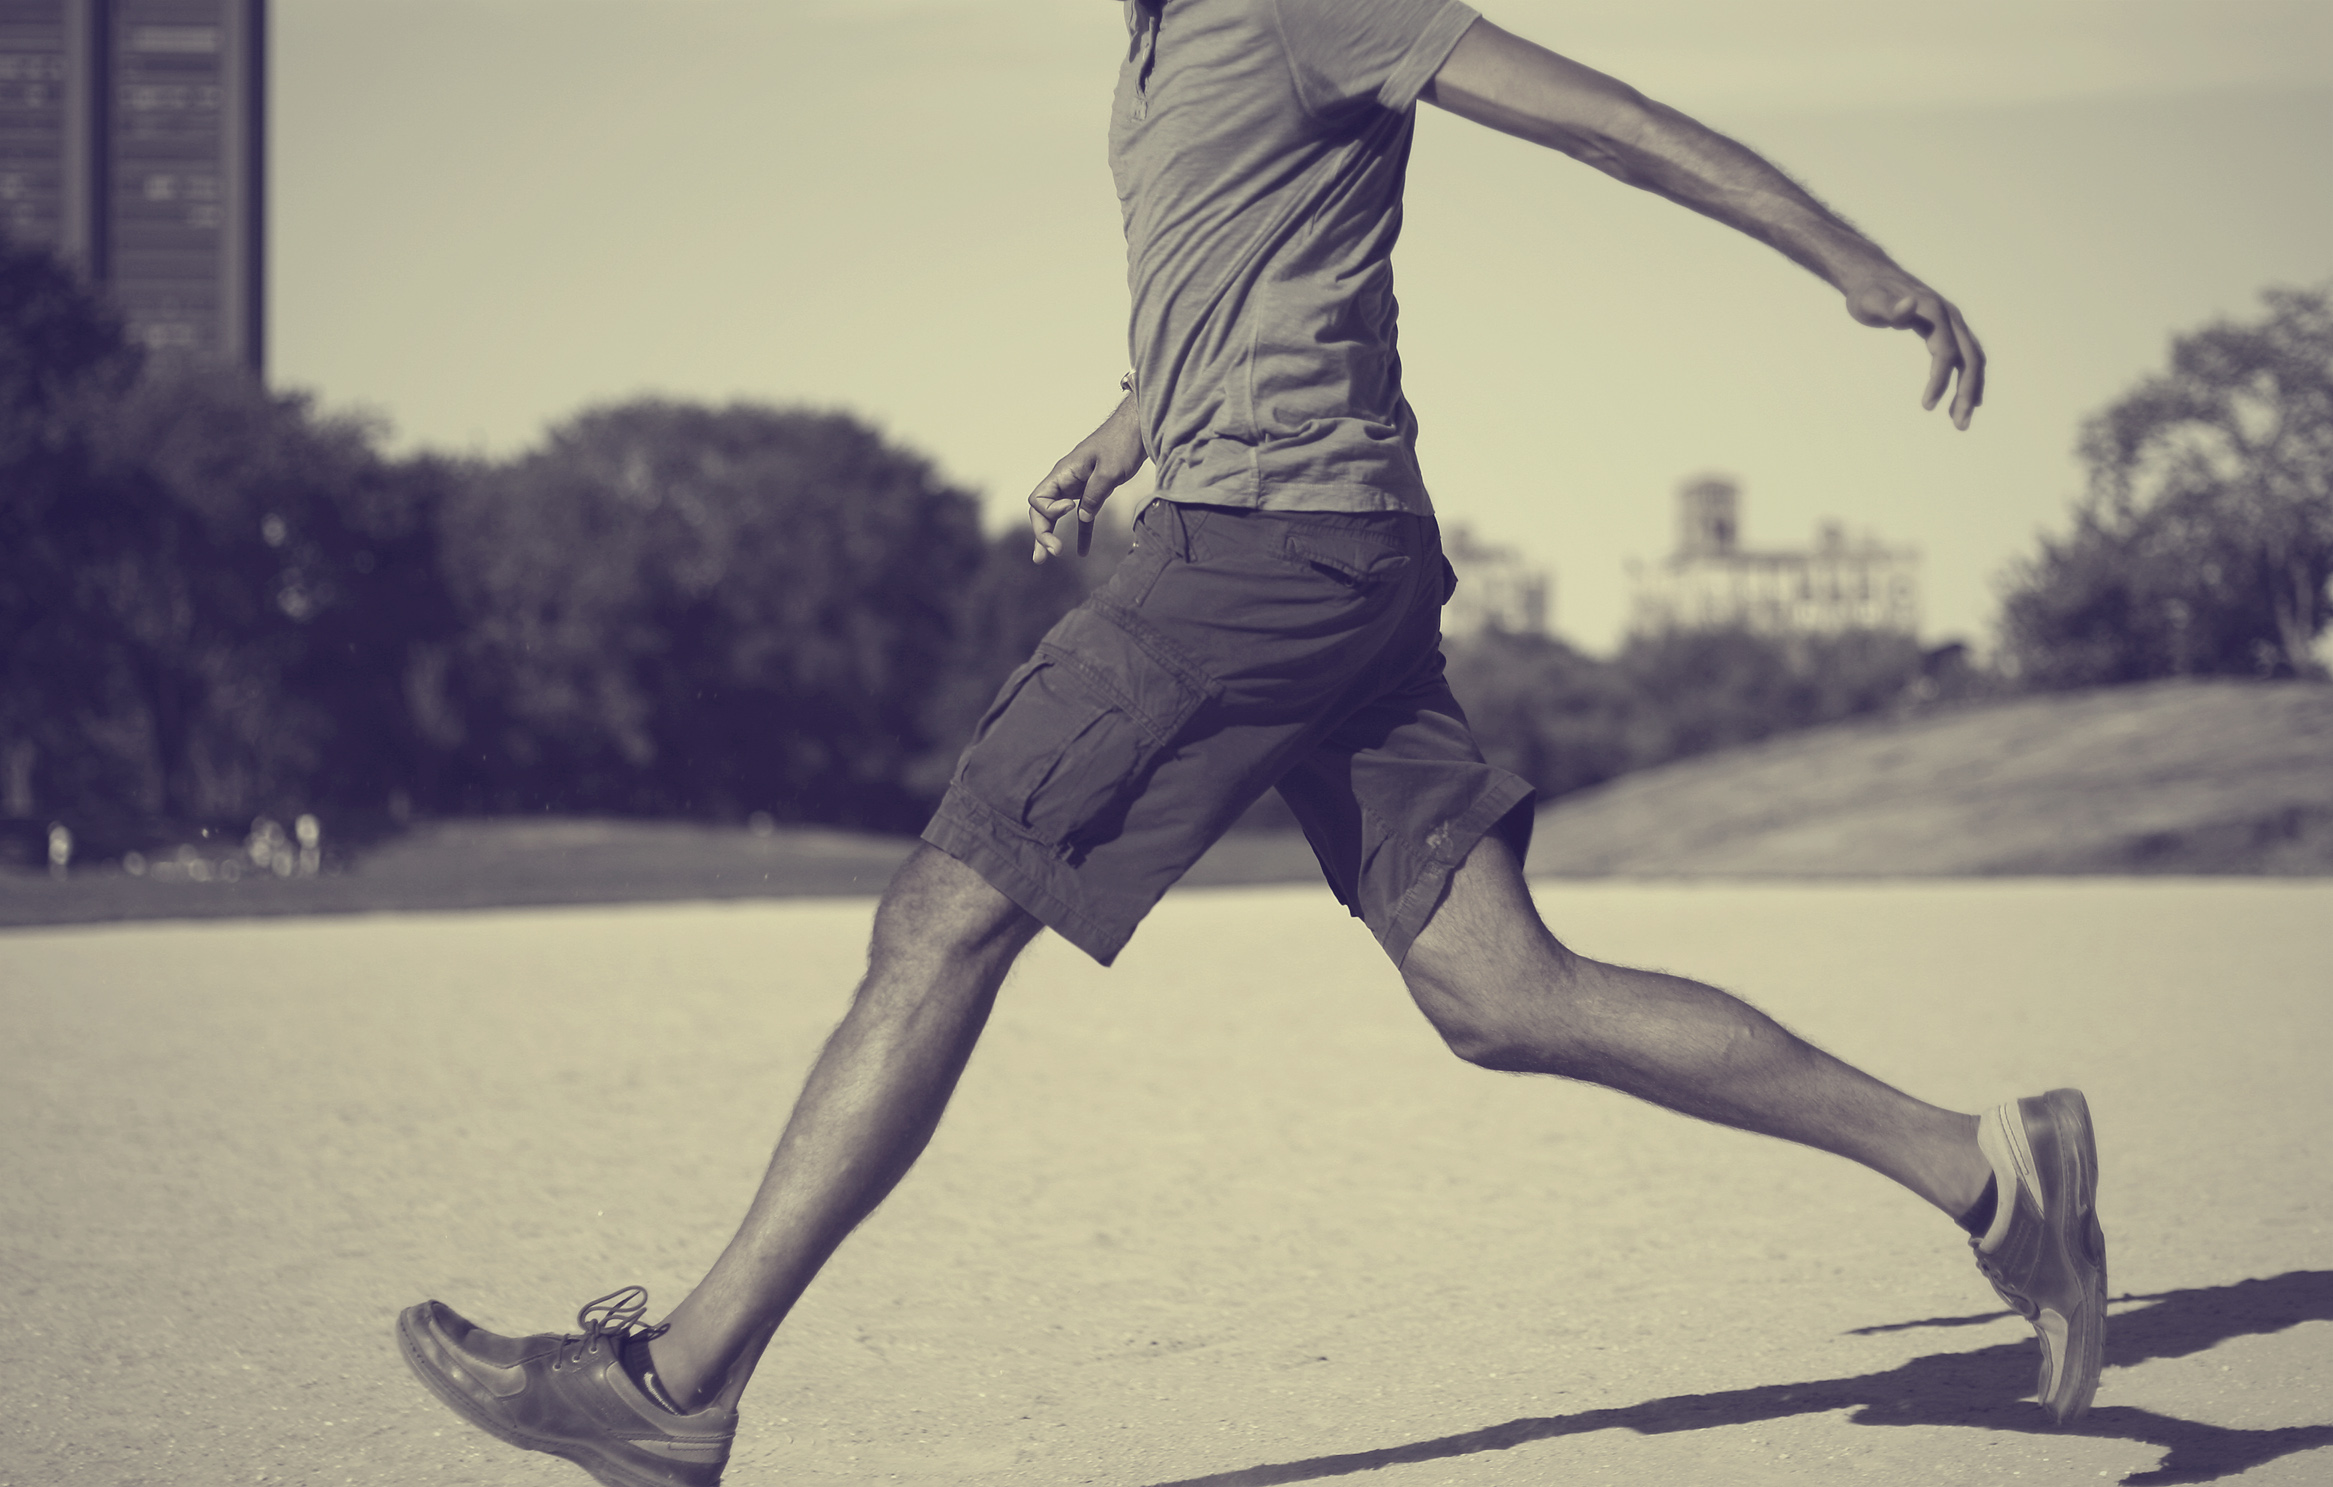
left=1969, top=1252, right=2037, bottom=1317
left=555, top=1285, right=670, bottom=1370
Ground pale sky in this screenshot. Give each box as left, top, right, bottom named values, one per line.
left=272, top=0, right=2333, bottom=651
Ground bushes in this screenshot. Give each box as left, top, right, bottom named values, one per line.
left=1445, top=623, right=1941, bottom=803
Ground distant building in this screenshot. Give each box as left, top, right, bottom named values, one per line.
left=1442, top=522, right=1551, bottom=637
left=1628, top=474, right=1919, bottom=635
left=0, top=0, right=265, bottom=372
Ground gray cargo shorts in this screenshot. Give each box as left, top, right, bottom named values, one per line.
left=923, top=498, right=1534, bottom=966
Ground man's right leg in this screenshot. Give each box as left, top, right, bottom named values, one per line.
left=399, top=842, right=1040, bottom=1485
left=647, top=844, right=1042, bottom=1410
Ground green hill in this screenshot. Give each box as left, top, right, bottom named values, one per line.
left=1525, top=678, right=2333, bottom=877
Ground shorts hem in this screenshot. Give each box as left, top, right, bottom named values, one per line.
left=921, top=794, right=1133, bottom=967
left=1377, top=774, right=1536, bottom=968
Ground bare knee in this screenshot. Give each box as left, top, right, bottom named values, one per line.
left=863, top=845, right=1040, bottom=993
left=1403, top=937, right=1590, bottom=1075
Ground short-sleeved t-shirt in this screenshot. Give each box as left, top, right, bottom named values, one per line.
left=1110, top=0, right=1478, bottom=515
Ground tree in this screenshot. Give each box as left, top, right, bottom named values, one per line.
left=437, top=400, right=986, bottom=828
left=4, top=229, right=452, bottom=826
left=911, top=509, right=1134, bottom=797
left=1441, top=629, right=1640, bottom=800
left=2000, top=284, right=2333, bottom=686
left=0, top=234, right=146, bottom=819
left=1439, top=623, right=1927, bottom=805
left=80, top=366, right=418, bottom=820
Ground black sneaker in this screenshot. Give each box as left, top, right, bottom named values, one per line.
left=397, top=1286, right=734, bottom=1487
left=1972, top=1089, right=2107, bottom=1425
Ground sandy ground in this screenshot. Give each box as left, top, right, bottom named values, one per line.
left=3, top=878, right=2329, bottom=1487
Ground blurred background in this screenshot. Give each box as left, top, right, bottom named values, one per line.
left=3, top=0, right=2330, bottom=903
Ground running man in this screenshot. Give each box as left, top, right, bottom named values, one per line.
left=398, top=5, right=2106, bottom=1483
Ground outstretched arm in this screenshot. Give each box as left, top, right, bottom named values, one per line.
left=1423, top=19, right=1984, bottom=428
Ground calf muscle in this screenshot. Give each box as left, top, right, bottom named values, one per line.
left=1403, top=837, right=1987, bottom=1216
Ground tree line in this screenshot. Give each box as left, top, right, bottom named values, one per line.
left=4, top=232, right=2327, bottom=849
left=0, top=234, right=1102, bottom=845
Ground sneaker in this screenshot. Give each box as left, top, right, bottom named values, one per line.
left=396, top=1286, right=735, bottom=1487
left=1972, top=1088, right=2107, bottom=1425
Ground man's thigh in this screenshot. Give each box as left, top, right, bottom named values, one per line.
left=1274, top=652, right=1535, bottom=968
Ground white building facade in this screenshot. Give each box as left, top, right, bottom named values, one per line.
left=1628, top=475, right=1920, bottom=636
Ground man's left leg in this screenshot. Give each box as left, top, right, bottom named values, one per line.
left=1399, top=831, right=2105, bottom=1423
left=1403, top=833, right=1987, bottom=1211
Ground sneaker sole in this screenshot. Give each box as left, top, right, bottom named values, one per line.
left=2009, top=1088, right=2107, bottom=1424
left=394, top=1305, right=690, bottom=1487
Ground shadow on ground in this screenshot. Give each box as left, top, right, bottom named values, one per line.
left=1145, top=1272, right=2333, bottom=1487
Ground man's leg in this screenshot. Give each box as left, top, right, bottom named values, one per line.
left=1401, top=831, right=1990, bottom=1215
left=1399, top=830, right=2106, bottom=1425
left=646, top=844, right=1043, bottom=1410
left=398, top=845, right=1039, bottom=1482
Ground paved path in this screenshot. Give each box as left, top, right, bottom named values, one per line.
left=4, top=879, right=2329, bottom=1487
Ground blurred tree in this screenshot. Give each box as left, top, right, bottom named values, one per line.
left=83, top=367, right=399, bottom=819
left=1440, top=623, right=1926, bottom=805
left=911, top=509, right=1133, bottom=796
left=439, top=400, right=986, bottom=828
left=1615, top=625, right=1812, bottom=763
left=4, top=229, right=452, bottom=827
left=0, top=234, right=138, bottom=464
left=0, top=234, right=147, bottom=820
left=2001, top=284, right=2333, bottom=686
left=1616, top=625, right=1925, bottom=766
left=1442, top=629, right=1640, bottom=800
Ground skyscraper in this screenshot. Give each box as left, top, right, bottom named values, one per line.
left=0, top=0, right=263, bottom=373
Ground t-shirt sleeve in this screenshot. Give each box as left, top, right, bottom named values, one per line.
left=1270, top=0, right=1481, bottom=118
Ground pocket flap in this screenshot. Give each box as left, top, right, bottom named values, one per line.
left=1036, top=596, right=1219, bottom=746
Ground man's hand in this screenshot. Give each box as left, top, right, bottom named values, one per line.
left=1029, top=393, right=1147, bottom=563
left=1841, top=271, right=1985, bottom=430
left=1426, top=18, right=1986, bottom=429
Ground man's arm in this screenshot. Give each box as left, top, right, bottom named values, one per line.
left=1422, top=19, right=1984, bottom=428
left=1028, top=392, right=1146, bottom=563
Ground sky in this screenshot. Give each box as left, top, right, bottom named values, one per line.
left=271, top=0, right=2333, bottom=652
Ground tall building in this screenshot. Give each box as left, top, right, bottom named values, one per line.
left=0, top=0, right=264, bottom=372
left=1628, top=474, right=1921, bottom=636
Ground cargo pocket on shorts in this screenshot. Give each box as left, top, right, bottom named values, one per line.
left=955, top=596, right=1218, bottom=859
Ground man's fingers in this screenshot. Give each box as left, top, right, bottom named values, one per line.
left=1071, top=467, right=1121, bottom=560
left=1847, top=280, right=1985, bottom=429
left=1902, top=290, right=1985, bottom=429
left=1946, top=305, right=1986, bottom=429
left=1027, top=485, right=1080, bottom=564
left=1920, top=321, right=1956, bottom=413
left=1028, top=456, right=1091, bottom=563
left=1917, top=300, right=1984, bottom=429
